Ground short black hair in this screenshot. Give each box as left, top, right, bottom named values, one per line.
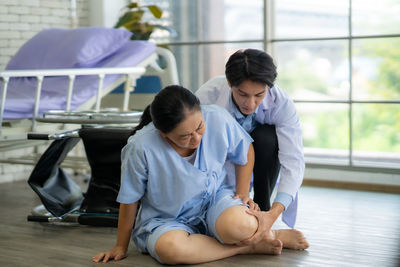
left=134, top=85, right=201, bottom=135
left=225, top=49, right=277, bottom=88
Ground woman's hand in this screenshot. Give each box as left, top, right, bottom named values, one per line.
left=92, top=202, right=138, bottom=263
left=233, top=194, right=260, bottom=211
left=92, top=246, right=127, bottom=263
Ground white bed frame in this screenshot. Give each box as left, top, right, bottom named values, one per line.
left=0, top=47, right=179, bottom=167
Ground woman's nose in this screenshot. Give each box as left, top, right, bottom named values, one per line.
left=191, top=132, right=202, bottom=142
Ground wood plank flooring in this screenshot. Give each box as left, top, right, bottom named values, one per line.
left=0, top=179, right=399, bottom=267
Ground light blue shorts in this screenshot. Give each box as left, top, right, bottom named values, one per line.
left=145, top=188, right=244, bottom=263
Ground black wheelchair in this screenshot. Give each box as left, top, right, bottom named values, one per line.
left=27, top=127, right=135, bottom=227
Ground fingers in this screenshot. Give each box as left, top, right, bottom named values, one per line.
left=254, top=202, right=260, bottom=211
left=93, top=248, right=127, bottom=263
left=248, top=201, right=260, bottom=211
left=241, top=197, right=256, bottom=210
left=233, top=195, right=260, bottom=211
left=237, top=231, right=263, bottom=246
left=237, top=237, right=252, bottom=246
left=92, top=251, right=113, bottom=263
left=245, top=208, right=260, bottom=218
left=92, top=252, right=105, bottom=263
left=247, top=199, right=255, bottom=210
left=103, top=252, right=111, bottom=263
left=114, top=253, right=126, bottom=261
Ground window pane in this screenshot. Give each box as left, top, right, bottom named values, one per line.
left=298, top=103, right=349, bottom=149
left=273, top=0, right=349, bottom=39
left=297, top=103, right=350, bottom=164
left=170, top=42, right=263, bottom=92
left=353, top=104, right=400, bottom=153
left=353, top=103, right=400, bottom=168
left=142, top=0, right=263, bottom=42
left=274, top=40, right=349, bottom=100
left=352, top=0, right=400, bottom=36
left=352, top=38, right=400, bottom=101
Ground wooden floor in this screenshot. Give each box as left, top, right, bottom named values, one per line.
left=0, top=179, right=399, bottom=267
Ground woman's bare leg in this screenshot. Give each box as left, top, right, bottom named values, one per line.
left=155, top=205, right=282, bottom=264
left=217, top=205, right=309, bottom=250
left=216, top=205, right=259, bottom=243
left=155, top=230, right=282, bottom=265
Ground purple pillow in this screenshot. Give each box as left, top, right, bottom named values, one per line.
left=6, top=27, right=132, bottom=70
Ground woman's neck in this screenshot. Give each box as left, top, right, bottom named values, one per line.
left=165, top=137, right=196, bottom=157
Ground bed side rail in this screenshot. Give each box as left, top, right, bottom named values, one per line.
left=0, top=67, right=146, bottom=135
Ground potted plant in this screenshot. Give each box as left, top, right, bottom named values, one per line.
left=110, top=1, right=177, bottom=110
left=114, top=1, right=175, bottom=41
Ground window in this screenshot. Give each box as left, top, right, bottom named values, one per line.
left=272, top=0, right=400, bottom=169
left=143, top=0, right=400, bottom=170
left=142, top=0, right=264, bottom=89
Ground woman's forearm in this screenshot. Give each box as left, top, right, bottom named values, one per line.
left=115, top=202, right=139, bottom=250
left=234, top=143, right=255, bottom=197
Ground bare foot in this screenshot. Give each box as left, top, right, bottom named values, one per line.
left=271, top=229, right=309, bottom=250
left=249, top=238, right=283, bottom=255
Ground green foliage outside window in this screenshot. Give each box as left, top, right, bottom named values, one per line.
left=278, top=38, right=400, bottom=153
left=353, top=38, right=400, bottom=152
left=301, top=109, right=349, bottom=150
left=278, top=59, right=327, bottom=96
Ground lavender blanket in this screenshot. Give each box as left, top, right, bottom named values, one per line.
left=2, top=27, right=155, bottom=119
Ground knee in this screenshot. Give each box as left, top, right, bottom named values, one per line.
left=216, top=206, right=258, bottom=244
left=155, top=232, right=187, bottom=265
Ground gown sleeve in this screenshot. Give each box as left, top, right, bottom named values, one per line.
left=219, top=108, right=254, bottom=166
left=116, top=140, right=149, bottom=204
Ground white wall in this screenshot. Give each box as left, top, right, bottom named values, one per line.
left=0, top=0, right=90, bottom=69
left=88, top=0, right=127, bottom=28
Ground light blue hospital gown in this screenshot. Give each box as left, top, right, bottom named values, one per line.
left=117, top=104, right=253, bottom=262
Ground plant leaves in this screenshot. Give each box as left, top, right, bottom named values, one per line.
left=115, top=11, right=134, bottom=28
left=147, top=5, right=162, bottom=18
left=128, top=2, right=139, bottom=9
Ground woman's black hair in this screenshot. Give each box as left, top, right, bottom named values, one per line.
left=225, top=48, right=277, bottom=88
left=132, top=85, right=201, bottom=135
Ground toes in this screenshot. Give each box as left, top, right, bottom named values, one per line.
left=294, top=230, right=305, bottom=238
left=272, top=239, right=283, bottom=254
left=295, top=240, right=309, bottom=250
left=271, top=239, right=282, bottom=247
left=301, top=241, right=310, bottom=249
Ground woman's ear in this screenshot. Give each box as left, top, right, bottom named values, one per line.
left=159, top=131, right=167, bottom=138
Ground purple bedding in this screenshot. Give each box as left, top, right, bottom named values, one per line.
left=2, top=27, right=156, bottom=119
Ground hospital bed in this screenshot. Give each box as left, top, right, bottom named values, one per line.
left=0, top=27, right=179, bottom=167
left=0, top=27, right=179, bottom=226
